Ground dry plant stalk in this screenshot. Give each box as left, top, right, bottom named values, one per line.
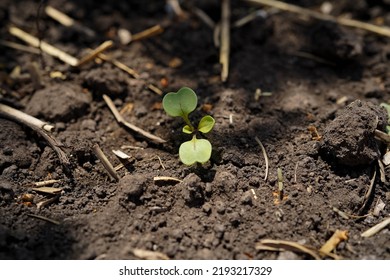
left=93, top=144, right=120, bottom=181
left=193, top=7, right=216, bottom=28
left=358, top=168, right=377, bottom=214
left=97, top=52, right=139, bottom=78
left=244, top=0, right=390, bottom=37
left=0, top=103, right=54, bottom=132
left=9, top=26, right=79, bottom=66
left=361, top=217, right=390, bottom=238
left=77, top=40, right=113, bottom=66
left=131, top=25, right=164, bottom=42
left=45, top=6, right=95, bottom=37
left=255, top=136, right=269, bottom=181
left=0, top=40, right=41, bottom=54
left=153, top=176, right=182, bottom=183
left=27, top=214, right=60, bottom=225
left=103, top=94, right=166, bottom=144
left=0, top=103, right=70, bottom=171
left=256, top=239, right=343, bottom=260
left=256, top=239, right=322, bottom=260
left=220, top=0, right=231, bottom=82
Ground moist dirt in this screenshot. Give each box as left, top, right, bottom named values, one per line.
left=0, top=0, right=390, bottom=260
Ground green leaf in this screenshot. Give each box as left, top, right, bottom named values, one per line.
left=179, top=136, right=212, bottom=165
left=198, top=115, right=215, bottom=134
left=162, top=87, right=197, bottom=118
left=182, top=125, right=193, bottom=134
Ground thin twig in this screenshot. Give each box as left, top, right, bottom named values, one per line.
left=361, top=217, right=390, bottom=238
left=0, top=103, right=70, bottom=172
left=0, top=103, right=54, bottom=132
left=97, top=52, right=140, bottom=79
left=103, top=94, right=166, bottom=144
left=154, top=176, right=182, bottom=183
left=244, top=0, right=390, bottom=37
left=45, top=6, right=95, bottom=37
left=213, top=23, right=221, bottom=48
left=131, top=25, right=164, bottom=42
left=27, top=213, right=60, bottom=225
left=98, top=52, right=162, bottom=95
left=156, top=155, right=166, bottom=170
left=377, top=159, right=386, bottom=183
left=220, top=0, right=231, bottom=82
left=233, top=9, right=268, bottom=28
left=277, top=167, right=284, bottom=200
left=358, top=167, right=376, bottom=214
left=9, top=26, right=79, bottom=66
left=76, top=40, right=113, bottom=67
left=147, top=84, right=163, bottom=96
left=45, top=5, right=74, bottom=27
left=92, top=144, right=120, bottom=181
left=255, top=136, right=269, bottom=181
left=192, top=7, right=216, bottom=28
left=0, top=40, right=41, bottom=54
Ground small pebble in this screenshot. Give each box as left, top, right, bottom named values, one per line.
left=202, top=202, right=212, bottom=214
left=240, top=191, right=253, bottom=205
left=215, top=201, right=226, bottom=214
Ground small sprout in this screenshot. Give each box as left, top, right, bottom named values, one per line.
left=380, top=102, right=390, bottom=133
left=163, top=87, right=215, bottom=165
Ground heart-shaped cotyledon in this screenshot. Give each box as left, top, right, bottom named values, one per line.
left=179, top=136, right=212, bottom=165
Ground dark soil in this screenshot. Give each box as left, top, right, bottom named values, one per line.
left=1, top=0, right=390, bottom=260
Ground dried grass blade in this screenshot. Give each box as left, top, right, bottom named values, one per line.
left=256, top=239, right=322, bottom=260
left=9, top=26, right=79, bottom=66
left=361, top=217, right=390, bottom=238
left=255, top=136, right=269, bottom=181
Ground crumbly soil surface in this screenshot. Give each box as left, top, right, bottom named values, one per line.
left=1, top=0, right=390, bottom=260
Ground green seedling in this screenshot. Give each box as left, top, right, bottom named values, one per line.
left=163, top=87, right=215, bottom=165
left=380, top=102, right=390, bottom=133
